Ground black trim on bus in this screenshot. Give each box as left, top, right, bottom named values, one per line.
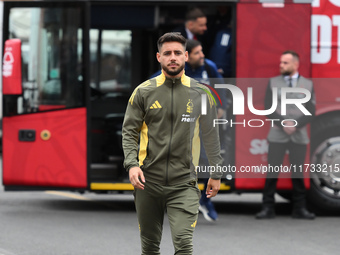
left=83, top=1, right=92, bottom=190
left=229, top=2, right=237, bottom=173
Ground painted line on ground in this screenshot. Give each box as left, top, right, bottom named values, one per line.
left=44, top=190, right=127, bottom=210
left=45, top=191, right=92, bottom=201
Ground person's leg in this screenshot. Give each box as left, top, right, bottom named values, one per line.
left=134, top=182, right=165, bottom=255
left=166, top=182, right=200, bottom=255
left=288, top=141, right=307, bottom=209
left=256, top=142, right=288, bottom=219
left=288, top=142, right=315, bottom=219
left=262, top=142, right=288, bottom=208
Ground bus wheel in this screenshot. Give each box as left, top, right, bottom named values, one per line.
left=307, top=116, right=340, bottom=212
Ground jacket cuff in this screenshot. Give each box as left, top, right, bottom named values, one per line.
left=210, top=169, right=223, bottom=179
left=126, top=164, right=140, bottom=172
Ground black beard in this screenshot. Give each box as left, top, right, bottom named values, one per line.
left=281, top=70, right=292, bottom=76
left=162, top=63, right=185, bottom=77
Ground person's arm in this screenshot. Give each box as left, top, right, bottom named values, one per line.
left=295, top=86, right=316, bottom=128
left=200, top=90, right=223, bottom=197
left=122, top=87, right=146, bottom=189
left=265, top=80, right=284, bottom=128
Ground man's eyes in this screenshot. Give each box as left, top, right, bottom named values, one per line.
left=164, top=52, right=182, bottom=55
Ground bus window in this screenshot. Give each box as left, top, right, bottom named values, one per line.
left=6, top=7, right=84, bottom=115
left=90, top=29, right=132, bottom=93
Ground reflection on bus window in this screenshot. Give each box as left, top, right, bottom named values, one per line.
left=90, top=29, right=132, bottom=93
left=8, top=7, right=84, bottom=114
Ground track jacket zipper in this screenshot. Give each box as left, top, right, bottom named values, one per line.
left=166, top=80, right=175, bottom=186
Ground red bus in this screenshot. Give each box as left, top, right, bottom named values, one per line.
left=1, top=0, right=340, bottom=212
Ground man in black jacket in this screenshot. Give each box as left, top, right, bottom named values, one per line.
left=173, top=7, right=207, bottom=41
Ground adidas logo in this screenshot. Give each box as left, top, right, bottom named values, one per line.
left=150, top=100, right=162, bottom=109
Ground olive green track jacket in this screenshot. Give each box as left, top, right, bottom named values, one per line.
left=122, top=72, right=223, bottom=186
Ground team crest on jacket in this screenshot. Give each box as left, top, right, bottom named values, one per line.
left=186, top=99, right=193, bottom=113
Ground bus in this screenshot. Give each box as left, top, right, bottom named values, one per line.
left=1, top=0, right=340, bottom=212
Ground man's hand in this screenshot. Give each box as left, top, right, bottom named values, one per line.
left=206, top=178, right=221, bottom=198
left=129, top=167, right=146, bottom=190
left=283, top=120, right=296, bottom=135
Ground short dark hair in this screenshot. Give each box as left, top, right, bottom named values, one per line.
left=186, top=39, right=201, bottom=54
left=282, top=50, right=300, bottom=61
left=157, top=32, right=187, bottom=52
left=185, top=7, right=206, bottom=22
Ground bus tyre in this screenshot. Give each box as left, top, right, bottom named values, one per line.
left=307, top=114, right=340, bottom=212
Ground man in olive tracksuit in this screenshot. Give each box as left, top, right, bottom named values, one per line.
left=122, top=33, right=223, bottom=254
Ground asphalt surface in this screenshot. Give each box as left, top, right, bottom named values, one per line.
left=0, top=189, right=338, bottom=255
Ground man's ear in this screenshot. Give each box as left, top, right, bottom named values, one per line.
left=156, top=52, right=161, bottom=63
left=186, top=20, right=193, bottom=30
left=295, top=61, right=299, bottom=70
left=185, top=51, right=188, bottom=62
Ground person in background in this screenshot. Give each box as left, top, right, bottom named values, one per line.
left=185, top=39, right=227, bottom=222
left=173, top=7, right=207, bottom=41
left=256, top=50, right=316, bottom=220
left=207, top=6, right=233, bottom=77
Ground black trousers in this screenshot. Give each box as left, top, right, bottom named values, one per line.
left=262, top=141, right=307, bottom=209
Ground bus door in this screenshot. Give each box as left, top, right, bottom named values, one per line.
left=2, top=1, right=90, bottom=190
left=235, top=1, right=312, bottom=190
left=87, top=3, right=160, bottom=188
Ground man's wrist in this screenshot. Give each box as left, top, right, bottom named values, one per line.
left=127, top=165, right=140, bottom=172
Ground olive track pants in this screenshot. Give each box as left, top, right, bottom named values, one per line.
left=134, top=181, right=200, bottom=255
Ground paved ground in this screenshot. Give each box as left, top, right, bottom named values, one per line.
left=0, top=190, right=338, bottom=255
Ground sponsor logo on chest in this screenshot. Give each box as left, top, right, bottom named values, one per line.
left=181, top=114, right=196, bottom=123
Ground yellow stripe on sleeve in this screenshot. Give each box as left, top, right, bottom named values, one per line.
left=192, top=117, right=201, bottom=167
left=139, top=122, right=149, bottom=166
